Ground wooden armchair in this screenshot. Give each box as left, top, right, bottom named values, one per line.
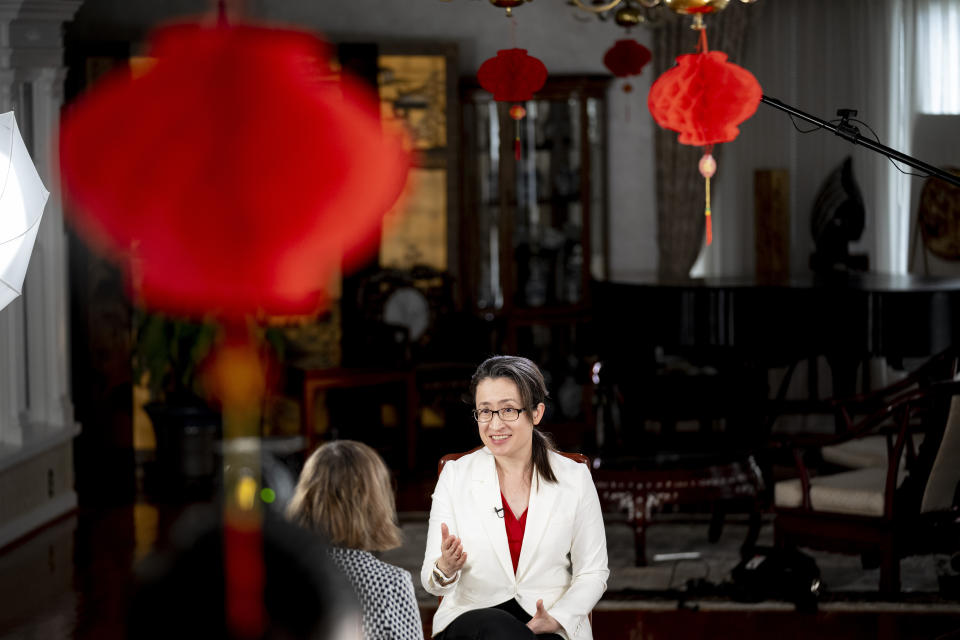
left=813, top=345, right=958, bottom=470
left=773, top=379, right=960, bottom=594
left=829, top=345, right=958, bottom=429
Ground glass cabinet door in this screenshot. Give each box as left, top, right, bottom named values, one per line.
left=470, top=99, right=504, bottom=311
left=515, top=97, right=584, bottom=308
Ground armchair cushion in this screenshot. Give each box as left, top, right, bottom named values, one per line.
left=821, top=434, right=924, bottom=469
left=921, top=396, right=960, bottom=512
left=774, top=466, right=907, bottom=517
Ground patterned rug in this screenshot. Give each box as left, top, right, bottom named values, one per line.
left=384, top=513, right=959, bottom=609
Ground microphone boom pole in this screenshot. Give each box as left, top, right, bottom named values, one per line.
left=761, top=95, right=960, bottom=188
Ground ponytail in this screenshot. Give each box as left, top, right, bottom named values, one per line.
left=531, top=428, right=558, bottom=485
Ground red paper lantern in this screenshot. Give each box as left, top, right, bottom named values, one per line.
left=647, top=37, right=761, bottom=245
left=60, top=23, right=410, bottom=319
left=478, top=48, right=548, bottom=160
left=603, top=39, right=652, bottom=93
left=477, top=48, right=547, bottom=102
left=648, top=49, right=761, bottom=147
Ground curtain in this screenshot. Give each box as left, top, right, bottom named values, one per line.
left=652, top=6, right=752, bottom=278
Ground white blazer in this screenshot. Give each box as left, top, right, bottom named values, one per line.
left=420, top=448, right=608, bottom=640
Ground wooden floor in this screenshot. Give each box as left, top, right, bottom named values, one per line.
left=1, top=504, right=959, bottom=640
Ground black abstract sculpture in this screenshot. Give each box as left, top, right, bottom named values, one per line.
left=809, top=156, right=869, bottom=272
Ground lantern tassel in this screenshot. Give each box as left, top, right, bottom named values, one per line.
left=515, top=119, right=521, bottom=161
left=704, top=175, right=712, bottom=246
left=509, top=104, right=527, bottom=161
left=515, top=114, right=520, bottom=160
left=698, top=147, right=716, bottom=246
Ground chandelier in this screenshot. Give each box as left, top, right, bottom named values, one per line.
left=569, top=0, right=758, bottom=29
left=474, top=0, right=756, bottom=21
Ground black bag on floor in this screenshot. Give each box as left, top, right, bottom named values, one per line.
left=730, top=546, right=821, bottom=611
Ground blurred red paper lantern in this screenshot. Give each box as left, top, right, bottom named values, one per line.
left=60, top=23, right=410, bottom=319
left=647, top=31, right=761, bottom=245
left=477, top=48, right=547, bottom=159
left=60, top=22, right=412, bottom=640
left=603, top=39, right=651, bottom=93
left=477, top=48, right=547, bottom=102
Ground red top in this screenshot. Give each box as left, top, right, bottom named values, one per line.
left=500, top=491, right=528, bottom=573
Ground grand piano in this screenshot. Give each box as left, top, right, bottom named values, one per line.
left=591, top=273, right=960, bottom=444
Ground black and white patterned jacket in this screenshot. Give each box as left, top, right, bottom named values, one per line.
left=328, top=546, right=423, bottom=640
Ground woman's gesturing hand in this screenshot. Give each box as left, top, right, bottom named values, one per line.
left=526, top=599, right=561, bottom=634
left=438, top=522, right=467, bottom=576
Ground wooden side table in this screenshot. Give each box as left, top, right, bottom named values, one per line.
left=293, top=367, right=419, bottom=470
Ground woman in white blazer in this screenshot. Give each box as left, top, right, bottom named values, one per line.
left=421, top=356, right=608, bottom=639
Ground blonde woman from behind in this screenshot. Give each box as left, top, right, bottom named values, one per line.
left=288, top=440, right=423, bottom=640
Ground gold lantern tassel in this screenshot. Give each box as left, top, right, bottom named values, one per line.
left=699, top=148, right=717, bottom=246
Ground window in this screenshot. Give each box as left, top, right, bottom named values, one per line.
left=916, top=0, right=960, bottom=114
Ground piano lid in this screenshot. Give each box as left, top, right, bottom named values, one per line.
left=593, top=273, right=960, bottom=361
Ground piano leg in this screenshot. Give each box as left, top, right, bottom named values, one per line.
left=825, top=353, right=862, bottom=432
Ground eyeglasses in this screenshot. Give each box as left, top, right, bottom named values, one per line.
left=473, top=407, right=525, bottom=423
